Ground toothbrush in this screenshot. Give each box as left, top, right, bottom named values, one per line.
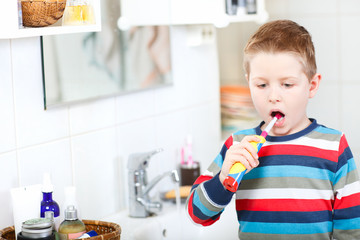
left=187, top=135, right=193, bottom=166
left=180, top=147, right=185, bottom=165
left=223, top=113, right=283, bottom=192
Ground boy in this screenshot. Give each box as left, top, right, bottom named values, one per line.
left=186, top=20, right=360, bottom=240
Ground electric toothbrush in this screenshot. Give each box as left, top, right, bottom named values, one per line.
left=223, top=113, right=283, bottom=192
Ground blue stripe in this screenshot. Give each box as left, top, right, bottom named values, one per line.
left=263, top=119, right=318, bottom=142
left=213, top=154, right=223, bottom=169
left=234, top=129, right=256, bottom=136
left=193, top=190, right=219, bottom=217
left=334, top=206, right=360, bottom=220
left=191, top=199, right=222, bottom=221
left=315, top=126, right=341, bottom=135
left=259, top=155, right=337, bottom=173
left=337, top=146, right=354, bottom=171
left=238, top=210, right=332, bottom=223
left=334, top=217, right=360, bottom=230
left=239, top=221, right=332, bottom=234
left=333, top=157, right=357, bottom=185
left=243, top=165, right=334, bottom=181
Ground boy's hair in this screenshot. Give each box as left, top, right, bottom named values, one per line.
left=243, top=20, right=316, bottom=80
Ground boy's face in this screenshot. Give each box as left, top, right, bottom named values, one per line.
left=247, top=52, right=321, bottom=136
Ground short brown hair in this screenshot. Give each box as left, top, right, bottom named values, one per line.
left=243, top=20, right=316, bottom=80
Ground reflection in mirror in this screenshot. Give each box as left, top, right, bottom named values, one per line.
left=41, top=0, right=172, bottom=109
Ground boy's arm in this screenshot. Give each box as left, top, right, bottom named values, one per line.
left=185, top=136, right=235, bottom=226
left=332, top=134, right=360, bottom=239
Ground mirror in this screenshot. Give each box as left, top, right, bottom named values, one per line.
left=41, top=0, right=172, bottom=109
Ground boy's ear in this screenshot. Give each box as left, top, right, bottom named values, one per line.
left=245, top=74, right=249, bottom=82
left=309, top=73, right=321, bottom=98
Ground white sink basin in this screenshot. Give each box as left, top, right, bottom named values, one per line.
left=102, top=198, right=239, bottom=240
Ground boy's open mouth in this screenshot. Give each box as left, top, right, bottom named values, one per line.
left=271, top=111, right=285, bottom=119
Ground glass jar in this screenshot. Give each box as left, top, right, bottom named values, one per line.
left=62, top=0, right=95, bottom=26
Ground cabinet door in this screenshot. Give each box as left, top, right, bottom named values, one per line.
left=170, top=0, right=224, bottom=25
left=120, top=0, right=267, bottom=27
left=120, top=0, right=171, bottom=26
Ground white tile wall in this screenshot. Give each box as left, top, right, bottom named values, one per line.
left=11, top=38, right=69, bottom=148
left=0, top=24, right=220, bottom=229
left=2, top=0, right=360, bottom=231
left=0, top=152, right=18, bottom=228
left=0, top=40, right=16, bottom=154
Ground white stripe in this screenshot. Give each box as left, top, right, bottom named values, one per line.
left=236, top=188, right=334, bottom=200
left=203, top=170, right=214, bottom=177
left=336, top=180, right=360, bottom=199
left=264, top=136, right=339, bottom=151
left=200, top=183, right=226, bottom=209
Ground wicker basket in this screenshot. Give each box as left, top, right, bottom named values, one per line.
left=0, top=220, right=121, bottom=240
left=21, top=0, right=67, bottom=27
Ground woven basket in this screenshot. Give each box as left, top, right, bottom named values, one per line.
left=0, top=220, right=121, bottom=240
left=21, top=0, right=67, bottom=27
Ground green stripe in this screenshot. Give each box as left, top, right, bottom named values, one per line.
left=195, top=183, right=223, bottom=212
left=239, top=176, right=333, bottom=190
left=306, top=129, right=341, bottom=142
left=239, top=231, right=331, bottom=240
left=207, top=161, right=221, bottom=176
left=333, top=166, right=359, bottom=192
left=333, top=229, right=360, bottom=239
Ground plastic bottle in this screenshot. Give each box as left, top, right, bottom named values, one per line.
left=77, top=230, right=97, bottom=239
left=41, top=173, right=60, bottom=230
left=58, top=205, right=86, bottom=240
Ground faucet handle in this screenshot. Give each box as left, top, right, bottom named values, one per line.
left=128, top=148, right=163, bottom=171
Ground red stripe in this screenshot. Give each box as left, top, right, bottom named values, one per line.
left=334, top=192, right=360, bottom=210
left=338, top=134, right=348, bottom=157
left=224, top=135, right=233, bottom=149
left=236, top=198, right=332, bottom=212
left=193, top=175, right=212, bottom=185
left=259, top=144, right=338, bottom=162
left=187, top=191, right=218, bottom=226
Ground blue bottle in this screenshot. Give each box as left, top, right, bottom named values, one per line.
left=41, top=173, right=60, bottom=229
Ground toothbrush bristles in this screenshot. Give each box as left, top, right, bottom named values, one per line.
left=275, top=113, right=283, bottom=120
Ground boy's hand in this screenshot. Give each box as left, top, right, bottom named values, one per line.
left=219, top=135, right=261, bottom=185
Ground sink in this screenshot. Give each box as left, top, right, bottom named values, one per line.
left=102, top=197, right=239, bottom=240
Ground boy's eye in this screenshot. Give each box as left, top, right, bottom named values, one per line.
left=283, top=83, right=293, bottom=88
left=257, top=84, right=267, bottom=88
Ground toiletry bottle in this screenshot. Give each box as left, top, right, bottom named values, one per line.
left=41, top=173, right=60, bottom=230
left=58, top=205, right=86, bottom=240
left=82, top=0, right=95, bottom=25
left=60, top=186, right=81, bottom=224
left=63, top=0, right=95, bottom=26
left=17, top=0, right=23, bottom=28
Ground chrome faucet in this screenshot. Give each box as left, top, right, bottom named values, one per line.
left=128, top=148, right=179, bottom=218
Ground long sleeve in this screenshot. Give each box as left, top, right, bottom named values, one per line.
left=332, top=134, right=360, bottom=239
left=186, top=136, right=235, bottom=226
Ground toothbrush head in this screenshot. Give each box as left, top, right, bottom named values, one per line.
left=275, top=113, right=283, bottom=119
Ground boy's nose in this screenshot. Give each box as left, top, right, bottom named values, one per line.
left=268, top=88, right=281, bottom=103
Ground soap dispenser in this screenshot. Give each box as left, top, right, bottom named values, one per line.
left=40, top=173, right=60, bottom=230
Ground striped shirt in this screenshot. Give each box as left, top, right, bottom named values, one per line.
left=186, top=119, right=360, bottom=240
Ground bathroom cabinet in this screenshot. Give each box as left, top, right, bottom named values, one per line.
left=0, top=0, right=101, bottom=39
left=121, top=0, right=268, bottom=26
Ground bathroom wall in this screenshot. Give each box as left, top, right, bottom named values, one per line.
left=218, top=0, right=360, bottom=166
left=0, top=26, right=221, bottom=228
left=2, top=0, right=360, bottom=230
